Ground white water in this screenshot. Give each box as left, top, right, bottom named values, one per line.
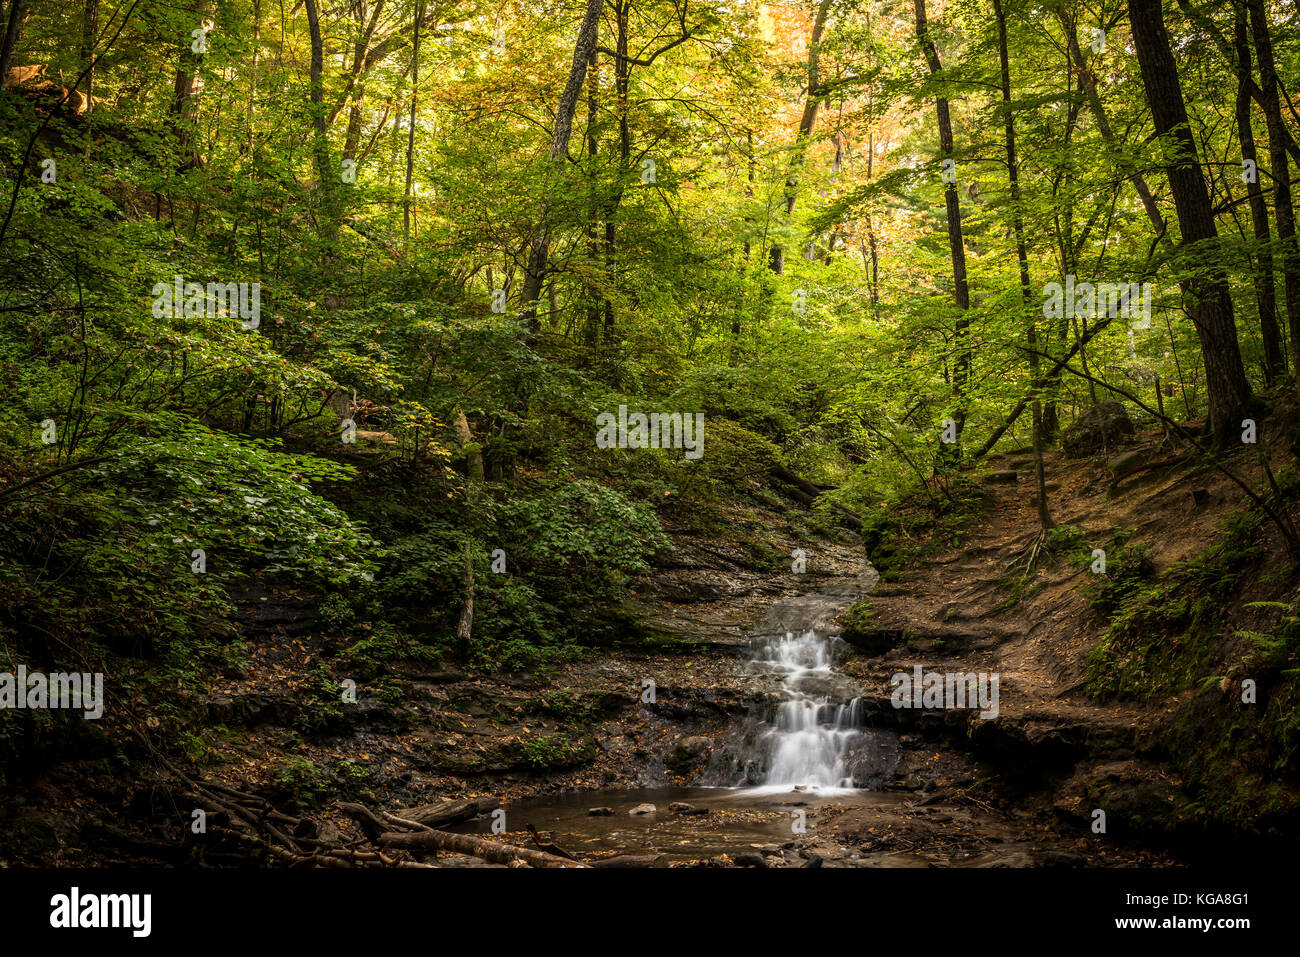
left=753, top=630, right=863, bottom=792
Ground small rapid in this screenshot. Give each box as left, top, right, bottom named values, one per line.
left=752, top=630, right=864, bottom=791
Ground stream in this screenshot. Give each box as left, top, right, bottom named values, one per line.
left=453, top=573, right=921, bottom=865
left=445, top=567, right=1165, bottom=867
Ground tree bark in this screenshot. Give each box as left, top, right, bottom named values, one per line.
left=915, top=0, right=970, bottom=451
left=403, top=0, right=423, bottom=250
left=1128, top=0, right=1253, bottom=447
left=169, top=2, right=211, bottom=170
left=1246, top=0, right=1300, bottom=376
left=305, top=0, right=339, bottom=249
left=520, top=0, right=606, bottom=339
left=1233, top=0, right=1286, bottom=383
left=1058, top=9, right=1165, bottom=235
left=995, top=0, right=1052, bottom=529
left=80, top=0, right=99, bottom=111
left=769, top=0, right=834, bottom=275
left=377, top=829, right=588, bottom=867
left=0, top=0, right=27, bottom=85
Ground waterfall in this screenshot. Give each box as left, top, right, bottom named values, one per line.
left=753, top=630, right=863, bottom=790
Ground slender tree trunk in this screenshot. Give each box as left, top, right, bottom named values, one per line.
left=915, top=0, right=970, bottom=452
left=1246, top=0, right=1300, bottom=376
left=248, top=0, right=260, bottom=154
left=1058, top=9, right=1165, bottom=236
left=0, top=0, right=27, bottom=84
left=1128, top=0, right=1253, bottom=447
left=864, top=132, right=879, bottom=312
left=169, top=2, right=211, bottom=170
left=994, top=0, right=1052, bottom=529
left=341, top=0, right=386, bottom=161
left=769, top=0, right=834, bottom=275
left=1174, top=0, right=1300, bottom=170
left=80, top=0, right=98, bottom=110
left=520, top=0, right=606, bottom=339
left=403, top=0, right=424, bottom=251
left=585, top=41, right=602, bottom=353
left=1234, top=0, right=1285, bottom=383
left=305, top=0, right=340, bottom=257
left=600, top=0, right=631, bottom=350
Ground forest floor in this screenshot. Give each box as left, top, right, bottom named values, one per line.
left=11, top=416, right=1293, bottom=867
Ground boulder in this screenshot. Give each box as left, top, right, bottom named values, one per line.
left=665, top=735, right=711, bottom=769
left=1106, top=449, right=1146, bottom=479
left=982, top=470, right=1018, bottom=484
left=668, top=802, right=708, bottom=816
left=628, top=803, right=657, bottom=816
left=1062, top=401, right=1134, bottom=458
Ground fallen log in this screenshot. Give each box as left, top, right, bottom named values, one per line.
left=396, top=797, right=499, bottom=829
left=767, top=465, right=861, bottom=526
left=376, top=830, right=589, bottom=868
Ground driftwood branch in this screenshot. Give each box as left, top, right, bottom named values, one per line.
left=376, top=829, right=589, bottom=868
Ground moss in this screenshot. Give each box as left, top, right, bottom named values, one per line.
left=1083, top=509, right=1300, bottom=833
left=841, top=597, right=877, bottom=638
left=860, top=476, right=989, bottom=574
left=1087, top=514, right=1262, bottom=700
left=518, top=732, right=596, bottom=769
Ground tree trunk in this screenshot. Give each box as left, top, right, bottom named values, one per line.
left=1057, top=9, right=1165, bottom=235
left=585, top=41, right=602, bottom=352
left=80, top=0, right=98, bottom=111
left=995, top=0, right=1052, bottom=529
left=1234, top=0, right=1285, bottom=383
left=305, top=0, right=339, bottom=250
left=1128, top=0, right=1253, bottom=447
left=376, top=829, right=588, bottom=868
left=769, top=0, right=833, bottom=275
left=915, top=0, right=970, bottom=452
left=1246, top=0, right=1300, bottom=377
left=403, top=0, right=424, bottom=250
left=169, top=2, right=211, bottom=170
left=0, top=0, right=28, bottom=84
left=603, top=0, right=630, bottom=351
left=520, top=0, right=606, bottom=339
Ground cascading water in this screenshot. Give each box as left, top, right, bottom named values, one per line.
left=753, top=630, right=863, bottom=791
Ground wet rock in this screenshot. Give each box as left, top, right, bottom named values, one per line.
left=734, top=853, right=768, bottom=868
left=1057, top=760, right=1189, bottom=837
left=806, top=845, right=850, bottom=861
left=629, top=803, right=657, bottom=815
left=838, top=625, right=906, bottom=656
left=665, top=735, right=712, bottom=769
left=587, top=806, right=614, bottom=816
left=668, top=802, right=707, bottom=816
left=1062, top=401, right=1134, bottom=457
